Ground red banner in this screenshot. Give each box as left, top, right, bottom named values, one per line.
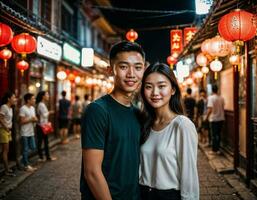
left=170, top=30, right=183, bottom=54
left=184, top=27, right=197, bottom=45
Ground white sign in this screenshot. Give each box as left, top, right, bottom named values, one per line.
left=37, top=36, right=62, bottom=61
left=81, top=48, right=94, bottom=67
left=195, top=0, right=213, bottom=15
left=63, top=43, right=81, bottom=65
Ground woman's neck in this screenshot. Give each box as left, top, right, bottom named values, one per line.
left=154, top=107, right=176, bottom=124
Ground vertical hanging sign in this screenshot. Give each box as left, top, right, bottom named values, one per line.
left=184, top=27, right=197, bottom=45
left=170, top=29, right=183, bottom=55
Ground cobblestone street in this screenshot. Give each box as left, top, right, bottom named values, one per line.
left=2, top=139, right=256, bottom=200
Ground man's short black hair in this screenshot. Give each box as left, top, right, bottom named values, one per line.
left=109, top=41, right=145, bottom=63
left=186, top=88, right=192, bottom=95
left=24, top=93, right=34, bottom=103
left=212, top=84, right=218, bottom=93
left=199, top=89, right=206, bottom=94
left=75, top=95, right=80, bottom=101
left=61, top=90, right=66, bottom=97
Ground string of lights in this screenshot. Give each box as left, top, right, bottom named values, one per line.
left=90, top=5, right=195, bottom=14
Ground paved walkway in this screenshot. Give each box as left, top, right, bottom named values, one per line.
left=0, top=139, right=256, bottom=199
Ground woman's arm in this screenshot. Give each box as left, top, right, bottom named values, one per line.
left=176, top=117, right=199, bottom=200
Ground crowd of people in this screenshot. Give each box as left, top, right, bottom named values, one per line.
left=0, top=40, right=226, bottom=200
left=0, top=90, right=91, bottom=177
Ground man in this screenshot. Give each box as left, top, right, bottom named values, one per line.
left=184, top=87, right=196, bottom=122
left=206, top=84, right=225, bottom=154
left=80, top=41, right=145, bottom=200
left=19, top=93, right=38, bottom=171
left=58, top=90, right=71, bottom=144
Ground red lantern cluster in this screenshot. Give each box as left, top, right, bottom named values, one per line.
left=126, top=29, right=138, bottom=42
left=218, top=9, right=256, bottom=42
left=0, top=23, right=13, bottom=47
left=11, top=33, right=37, bottom=58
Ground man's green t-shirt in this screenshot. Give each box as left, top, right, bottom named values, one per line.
left=80, top=95, right=141, bottom=200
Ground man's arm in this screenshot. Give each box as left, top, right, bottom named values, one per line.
left=20, top=116, right=37, bottom=125
left=82, top=149, right=112, bottom=200
left=205, top=107, right=212, bottom=121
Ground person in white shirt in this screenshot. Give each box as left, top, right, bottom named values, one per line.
left=206, top=84, right=225, bottom=154
left=140, top=63, right=199, bottom=200
left=36, top=91, right=56, bottom=161
left=19, top=93, right=38, bottom=172
left=0, top=91, right=16, bottom=176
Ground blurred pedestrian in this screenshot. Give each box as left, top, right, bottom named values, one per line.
left=183, top=87, right=196, bottom=123
left=140, top=63, right=199, bottom=200
left=206, top=84, right=225, bottom=154
left=82, top=94, right=91, bottom=112
left=19, top=93, right=38, bottom=172
left=58, top=90, right=70, bottom=144
left=196, top=89, right=209, bottom=145
left=72, top=95, right=82, bottom=139
left=0, top=91, right=16, bottom=176
left=80, top=41, right=145, bottom=200
left=36, top=91, right=56, bottom=161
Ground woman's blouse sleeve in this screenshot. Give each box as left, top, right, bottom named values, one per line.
left=175, top=116, right=199, bottom=200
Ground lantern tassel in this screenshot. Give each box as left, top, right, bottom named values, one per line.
left=170, top=64, right=173, bottom=70
left=4, top=60, right=7, bottom=68
left=21, top=53, right=26, bottom=59
left=214, top=72, right=218, bottom=80
left=21, top=70, right=24, bottom=76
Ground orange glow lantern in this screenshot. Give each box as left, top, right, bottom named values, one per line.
left=201, top=66, right=209, bottom=74
left=11, top=33, right=37, bottom=58
left=208, top=35, right=232, bottom=57
left=126, top=29, right=138, bottom=42
left=0, top=48, right=12, bottom=67
left=16, top=60, right=29, bottom=75
left=68, top=73, right=76, bottom=82
left=218, top=9, right=256, bottom=42
left=0, top=23, right=13, bottom=47
left=201, top=39, right=212, bottom=55
left=196, top=53, right=208, bottom=67
left=229, top=55, right=241, bottom=65
left=57, top=71, right=67, bottom=80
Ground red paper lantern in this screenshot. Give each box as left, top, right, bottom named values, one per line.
left=126, top=29, right=138, bottom=42
left=16, top=60, right=29, bottom=75
left=167, top=55, right=177, bottom=69
left=218, top=9, right=257, bottom=42
left=11, top=33, right=37, bottom=58
left=0, top=48, right=12, bottom=67
left=0, top=23, right=13, bottom=47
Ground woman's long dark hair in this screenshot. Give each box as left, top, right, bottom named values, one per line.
left=140, top=62, right=184, bottom=144
left=36, top=91, right=46, bottom=104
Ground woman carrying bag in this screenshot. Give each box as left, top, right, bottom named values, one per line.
left=36, top=91, right=56, bottom=162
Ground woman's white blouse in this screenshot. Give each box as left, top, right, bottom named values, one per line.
left=139, top=115, right=199, bottom=200
left=37, top=102, right=49, bottom=125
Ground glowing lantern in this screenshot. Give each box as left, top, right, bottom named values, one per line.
left=167, top=55, right=177, bottom=69
left=196, top=53, right=208, bottom=67
left=16, top=60, right=29, bottom=75
left=229, top=55, right=241, bottom=65
left=0, top=49, right=12, bottom=67
left=201, top=66, right=209, bottom=74
left=126, top=29, right=138, bottom=42
left=0, top=23, right=13, bottom=47
left=57, top=71, right=67, bottom=80
left=201, top=39, right=212, bottom=55
left=208, top=35, right=232, bottom=57
left=218, top=9, right=256, bottom=42
left=75, top=76, right=81, bottom=84
left=210, top=59, right=222, bottom=80
left=186, top=78, right=193, bottom=85
left=11, top=33, right=37, bottom=58
left=68, top=73, right=75, bottom=82
left=194, top=70, right=203, bottom=79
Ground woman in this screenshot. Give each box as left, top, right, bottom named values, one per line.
left=0, top=91, right=16, bottom=176
left=139, top=63, right=199, bottom=200
left=36, top=91, right=56, bottom=161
